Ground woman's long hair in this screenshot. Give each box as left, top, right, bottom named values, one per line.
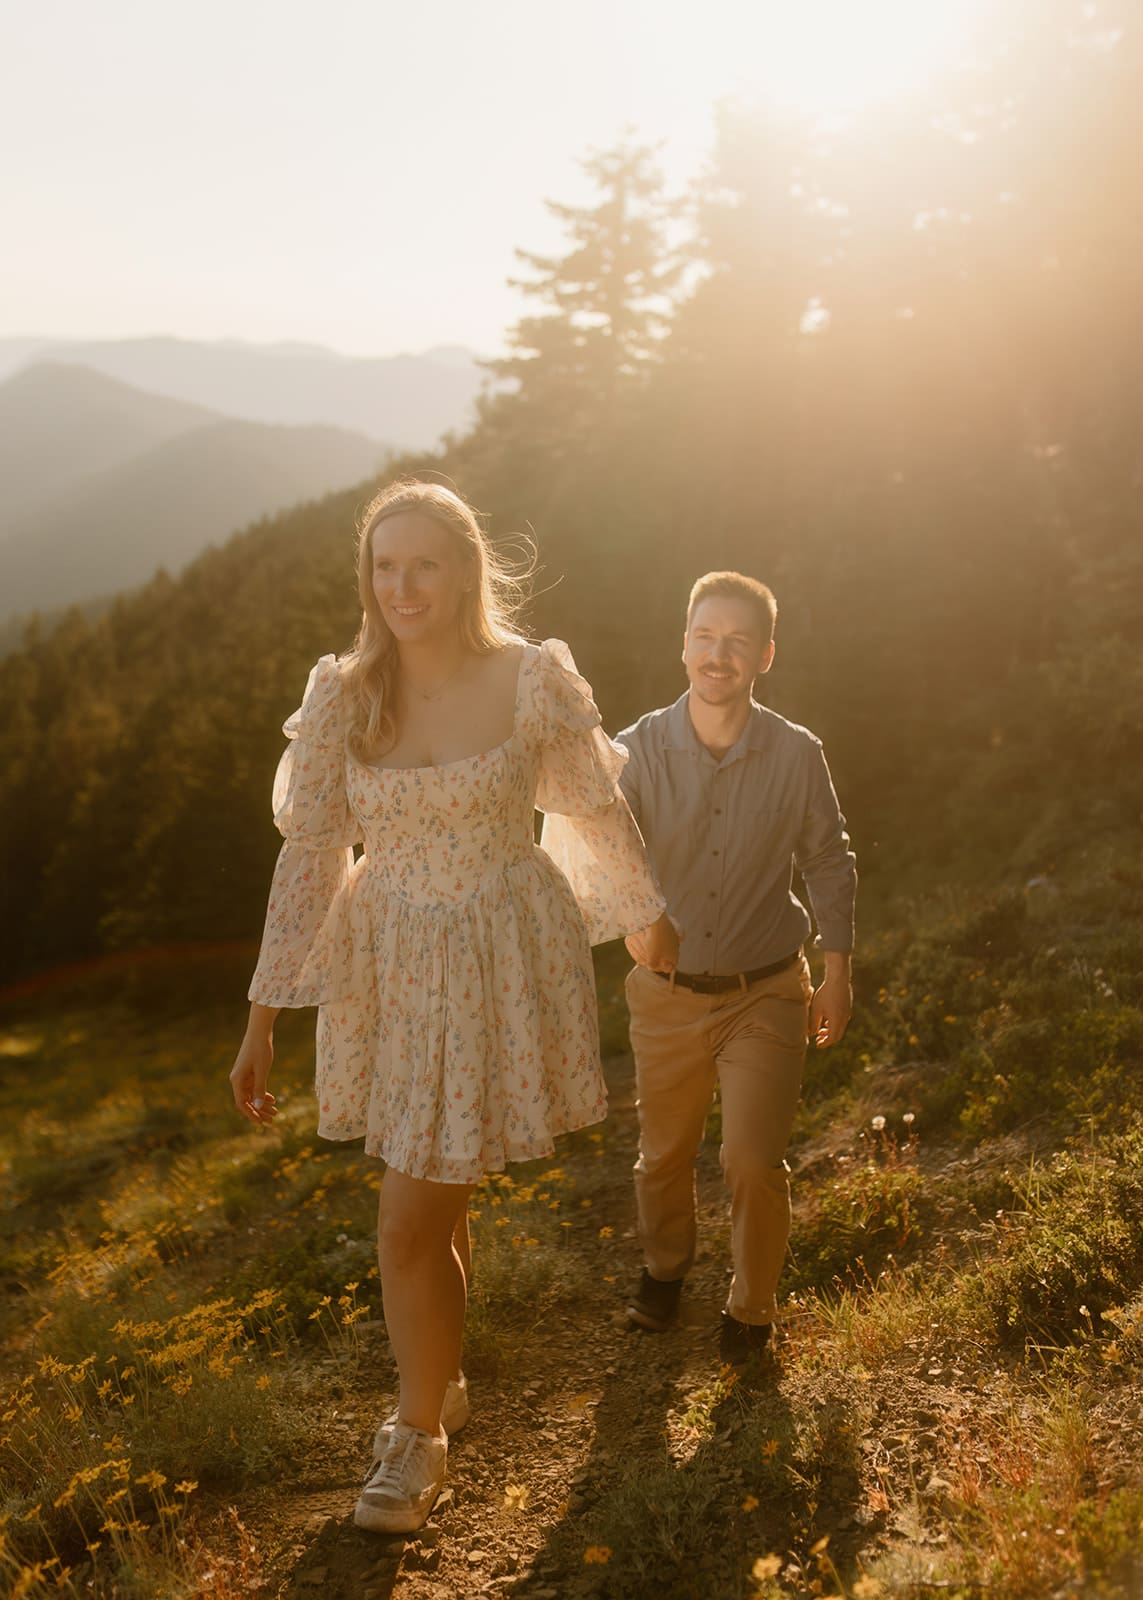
left=341, top=480, right=530, bottom=761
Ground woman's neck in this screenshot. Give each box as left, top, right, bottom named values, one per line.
left=398, top=635, right=472, bottom=699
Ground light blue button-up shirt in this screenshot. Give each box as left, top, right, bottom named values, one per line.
left=615, top=693, right=857, bottom=976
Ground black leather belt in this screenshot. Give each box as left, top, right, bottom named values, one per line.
left=654, top=950, right=801, bottom=995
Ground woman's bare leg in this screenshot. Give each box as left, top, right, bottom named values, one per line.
left=453, top=1208, right=472, bottom=1287
left=377, top=1170, right=471, bottom=1435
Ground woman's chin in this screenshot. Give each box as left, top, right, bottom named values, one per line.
left=385, top=612, right=433, bottom=638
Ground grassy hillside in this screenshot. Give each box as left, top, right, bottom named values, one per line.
left=0, top=847, right=1139, bottom=1597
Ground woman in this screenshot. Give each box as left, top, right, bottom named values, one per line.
left=229, top=480, right=676, bottom=1534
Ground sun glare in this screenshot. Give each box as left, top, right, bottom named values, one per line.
left=709, top=0, right=983, bottom=116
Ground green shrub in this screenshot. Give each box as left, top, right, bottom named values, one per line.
left=1075, top=1487, right=1143, bottom=1596
left=977, top=1123, right=1143, bottom=1346
left=789, top=1134, right=926, bottom=1291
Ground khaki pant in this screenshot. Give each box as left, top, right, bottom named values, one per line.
left=625, top=955, right=812, bottom=1326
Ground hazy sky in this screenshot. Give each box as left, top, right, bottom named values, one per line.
left=4, top=0, right=981, bottom=359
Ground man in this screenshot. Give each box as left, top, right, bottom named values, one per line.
left=618, top=570, right=857, bottom=1365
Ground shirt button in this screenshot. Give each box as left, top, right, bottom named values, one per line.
left=705, top=931, right=713, bottom=938
left=714, top=808, right=722, bottom=815
left=712, top=849, right=719, bottom=856
left=709, top=890, right=716, bottom=898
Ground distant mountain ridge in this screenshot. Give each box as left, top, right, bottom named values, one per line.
left=0, top=363, right=218, bottom=527
left=0, top=363, right=389, bottom=619
left=0, top=334, right=486, bottom=450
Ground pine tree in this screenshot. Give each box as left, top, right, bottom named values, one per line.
left=476, top=138, right=678, bottom=457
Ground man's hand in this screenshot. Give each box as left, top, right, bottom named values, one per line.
left=810, top=951, right=852, bottom=1048
left=625, top=911, right=680, bottom=972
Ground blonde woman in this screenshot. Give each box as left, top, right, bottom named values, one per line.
left=229, top=481, right=676, bottom=1533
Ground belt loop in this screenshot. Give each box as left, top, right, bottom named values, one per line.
left=737, top=971, right=748, bottom=994
left=668, top=968, right=677, bottom=994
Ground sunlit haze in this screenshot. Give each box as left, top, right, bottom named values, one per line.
left=5, top=0, right=985, bottom=357
left=712, top=0, right=983, bottom=113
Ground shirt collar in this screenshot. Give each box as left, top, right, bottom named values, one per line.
left=663, top=691, right=772, bottom=763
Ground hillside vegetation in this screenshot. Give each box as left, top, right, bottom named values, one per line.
left=0, top=3, right=1140, bottom=1594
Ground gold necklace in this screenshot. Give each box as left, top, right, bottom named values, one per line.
left=405, top=656, right=470, bottom=702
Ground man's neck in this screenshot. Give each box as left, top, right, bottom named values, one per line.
left=686, top=689, right=753, bottom=760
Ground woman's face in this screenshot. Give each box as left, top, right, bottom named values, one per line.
left=370, top=512, right=470, bottom=645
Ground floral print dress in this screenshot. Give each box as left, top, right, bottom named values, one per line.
left=248, top=639, right=664, bottom=1184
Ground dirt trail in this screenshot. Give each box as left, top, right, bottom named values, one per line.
left=239, top=1053, right=778, bottom=1598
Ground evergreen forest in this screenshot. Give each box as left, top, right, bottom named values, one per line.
left=1, top=4, right=1139, bottom=979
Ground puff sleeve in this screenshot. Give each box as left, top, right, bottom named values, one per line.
left=247, top=656, right=361, bottom=1006
left=535, top=639, right=665, bottom=944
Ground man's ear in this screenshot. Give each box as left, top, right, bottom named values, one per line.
left=757, top=639, right=776, bottom=675
left=680, top=631, right=689, bottom=667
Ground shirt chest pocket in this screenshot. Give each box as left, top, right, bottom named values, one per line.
left=748, top=806, right=797, bottom=860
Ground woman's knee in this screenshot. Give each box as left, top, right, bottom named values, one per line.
left=377, top=1173, right=468, bottom=1270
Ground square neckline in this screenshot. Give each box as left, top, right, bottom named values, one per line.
left=355, top=642, right=536, bottom=776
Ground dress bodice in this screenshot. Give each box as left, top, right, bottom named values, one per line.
left=347, top=737, right=538, bottom=908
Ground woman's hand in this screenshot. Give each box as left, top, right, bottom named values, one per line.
left=230, top=1007, right=279, bottom=1125
left=625, top=911, right=679, bottom=973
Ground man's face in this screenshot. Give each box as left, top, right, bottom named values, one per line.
left=683, top=596, right=774, bottom=708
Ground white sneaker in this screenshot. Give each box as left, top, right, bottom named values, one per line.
left=369, top=1374, right=470, bottom=1463
left=354, top=1424, right=447, bottom=1534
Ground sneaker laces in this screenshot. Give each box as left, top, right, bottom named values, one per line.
left=368, top=1427, right=432, bottom=1497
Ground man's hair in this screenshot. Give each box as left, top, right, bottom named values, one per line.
left=686, top=571, right=777, bottom=643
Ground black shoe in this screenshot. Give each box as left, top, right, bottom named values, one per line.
left=626, top=1268, right=684, bottom=1331
left=718, top=1312, right=773, bottom=1367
